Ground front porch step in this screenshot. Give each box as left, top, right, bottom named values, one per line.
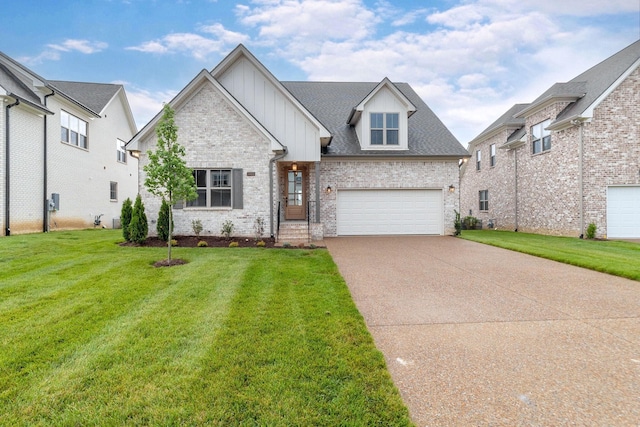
left=278, top=222, right=310, bottom=243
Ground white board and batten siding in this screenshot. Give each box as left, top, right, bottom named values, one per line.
left=607, top=186, right=640, bottom=238
left=337, top=189, right=444, bottom=235
left=217, top=57, right=320, bottom=162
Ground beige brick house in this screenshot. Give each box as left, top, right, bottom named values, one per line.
left=0, top=51, right=138, bottom=236
left=128, top=45, right=469, bottom=241
left=460, top=40, right=640, bottom=239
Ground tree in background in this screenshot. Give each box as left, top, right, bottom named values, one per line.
left=143, top=104, right=197, bottom=263
left=120, top=197, right=133, bottom=242
left=129, top=194, right=148, bottom=244
left=157, top=198, right=173, bottom=242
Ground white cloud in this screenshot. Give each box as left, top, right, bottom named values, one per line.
left=120, top=84, right=179, bottom=130
left=126, top=24, right=248, bottom=60
left=47, top=39, right=108, bottom=54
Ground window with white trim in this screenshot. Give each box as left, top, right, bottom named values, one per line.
left=110, top=182, right=118, bottom=201
left=476, top=149, right=481, bottom=171
left=479, top=190, right=489, bottom=211
left=490, top=144, right=496, bottom=167
left=61, top=110, right=88, bottom=149
left=187, top=169, right=232, bottom=208
left=370, top=113, right=399, bottom=145
left=117, top=139, right=127, bottom=163
left=531, top=119, right=551, bottom=154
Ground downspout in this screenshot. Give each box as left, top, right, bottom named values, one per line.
left=5, top=98, right=20, bottom=236
left=43, top=91, right=54, bottom=232
left=514, top=146, right=518, bottom=232
left=269, top=147, right=288, bottom=238
left=575, top=119, right=585, bottom=238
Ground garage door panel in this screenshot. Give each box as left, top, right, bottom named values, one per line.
left=607, top=186, right=640, bottom=238
left=337, top=189, right=443, bottom=235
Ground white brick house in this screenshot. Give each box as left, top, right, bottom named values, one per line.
left=0, top=51, right=138, bottom=236
left=128, top=45, right=469, bottom=240
left=460, top=40, right=640, bottom=238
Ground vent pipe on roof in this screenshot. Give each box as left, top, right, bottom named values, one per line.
left=5, top=98, right=20, bottom=236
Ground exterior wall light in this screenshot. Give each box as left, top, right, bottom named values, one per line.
left=291, top=162, right=298, bottom=171
left=448, top=185, right=456, bottom=193
left=326, top=186, right=332, bottom=193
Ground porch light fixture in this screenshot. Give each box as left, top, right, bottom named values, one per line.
left=326, top=186, right=332, bottom=193
left=291, top=162, right=298, bottom=171
left=448, top=185, right=456, bottom=193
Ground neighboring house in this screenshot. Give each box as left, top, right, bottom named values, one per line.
left=0, top=51, right=138, bottom=236
left=127, top=44, right=468, bottom=241
left=460, top=39, right=640, bottom=239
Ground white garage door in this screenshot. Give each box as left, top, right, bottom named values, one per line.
left=337, top=189, right=443, bottom=235
left=607, top=186, right=640, bottom=238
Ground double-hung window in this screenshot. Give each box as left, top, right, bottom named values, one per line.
left=110, top=182, right=118, bottom=201
left=490, top=144, right=496, bottom=167
left=479, top=190, right=489, bottom=211
left=531, top=119, right=551, bottom=154
left=188, top=169, right=232, bottom=208
left=476, top=150, right=481, bottom=171
left=117, top=139, right=127, bottom=163
left=370, top=113, right=399, bottom=145
left=61, top=110, right=88, bottom=149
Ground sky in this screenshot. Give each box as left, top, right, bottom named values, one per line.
left=2, top=0, right=639, bottom=145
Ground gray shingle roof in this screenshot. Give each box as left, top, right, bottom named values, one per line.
left=48, top=80, right=121, bottom=116
left=554, top=39, right=640, bottom=123
left=281, top=81, right=468, bottom=157
left=471, top=103, right=529, bottom=143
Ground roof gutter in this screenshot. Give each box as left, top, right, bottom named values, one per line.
left=5, top=97, right=20, bottom=236
left=43, top=89, right=55, bottom=232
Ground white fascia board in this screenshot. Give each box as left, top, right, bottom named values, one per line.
left=348, top=77, right=416, bottom=125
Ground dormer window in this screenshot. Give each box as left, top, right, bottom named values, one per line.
left=371, top=113, right=399, bottom=145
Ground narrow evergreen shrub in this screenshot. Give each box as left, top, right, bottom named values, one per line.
left=157, top=198, right=173, bottom=242
left=120, top=198, right=133, bottom=242
left=129, top=195, right=148, bottom=244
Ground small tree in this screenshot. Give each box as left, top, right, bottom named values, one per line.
left=192, top=219, right=203, bottom=238
left=157, top=198, right=173, bottom=242
left=143, top=104, right=197, bottom=263
left=121, top=197, right=133, bottom=241
left=129, top=194, right=148, bottom=244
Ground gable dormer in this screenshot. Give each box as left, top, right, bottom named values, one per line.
left=347, top=78, right=416, bottom=150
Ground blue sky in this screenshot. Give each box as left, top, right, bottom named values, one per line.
left=2, top=0, right=639, bottom=144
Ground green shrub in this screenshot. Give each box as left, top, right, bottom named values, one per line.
left=254, top=217, right=265, bottom=240
left=282, top=242, right=291, bottom=248
left=256, top=240, right=266, bottom=247
left=228, top=241, right=239, bottom=248
left=197, top=240, right=208, bottom=247
left=463, top=216, right=478, bottom=230
left=170, top=239, right=178, bottom=247
left=221, top=220, right=234, bottom=239
left=586, top=222, right=597, bottom=239
left=192, top=219, right=203, bottom=237
left=454, top=210, right=462, bottom=236
left=129, top=195, right=148, bottom=244
left=120, top=198, right=133, bottom=241
left=157, top=198, right=173, bottom=242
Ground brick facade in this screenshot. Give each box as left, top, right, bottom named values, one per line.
left=461, top=66, right=640, bottom=237
left=137, top=82, right=274, bottom=238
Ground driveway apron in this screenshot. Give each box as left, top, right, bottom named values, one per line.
left=325, top=236, right=640, bottom=426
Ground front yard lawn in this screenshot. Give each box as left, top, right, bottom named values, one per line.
left=461, top=230, right=640, bottom=281
left=0, top=230, right=412, bottom=426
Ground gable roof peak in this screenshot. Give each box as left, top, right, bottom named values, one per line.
left=347, top=77, right=417, bottom=125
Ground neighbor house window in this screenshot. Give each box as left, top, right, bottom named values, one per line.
left=117, top=139, right=127, bottom=163
left=110, top=182, right=118, bottom=201
left=476, top=150, right=481, bottom=170
left=187, top=169, right=232, bottom=208
left=490, top=144, right=496, bottom=167
left=531, top=119, right=551, bottom=154
left=479, top=190, right=489, bottom=211
left=370, top=113, right=399, bottom=145
left=61, top=110, right=88, bottom=149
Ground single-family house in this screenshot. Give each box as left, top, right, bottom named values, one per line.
left=127, top=44, right=469, bottom=241
left=0, top=51, right=138, bottom=236
left=460, top=39, right=640, bottom=239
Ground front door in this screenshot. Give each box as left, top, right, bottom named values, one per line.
left=285, top=170, right=305, bottom=220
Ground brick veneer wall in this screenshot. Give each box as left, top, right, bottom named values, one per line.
left=461, top=66, right=640, bottom=237
left=137, top=82, right=273, bottom=238
left=319, top=159, right=460, bottom=236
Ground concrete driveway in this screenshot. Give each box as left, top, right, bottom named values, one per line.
left=325, top=236, right=640, bottom=426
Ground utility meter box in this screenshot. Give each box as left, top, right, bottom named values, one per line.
left=49, top=193, right=60, bottom=211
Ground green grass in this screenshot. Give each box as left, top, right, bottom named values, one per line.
left=0, top=230, right=413, bottom=426
left=461, top=230, right=640, bottom=281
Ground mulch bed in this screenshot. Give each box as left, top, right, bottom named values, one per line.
left=126, top=235, right=277, bottom=248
